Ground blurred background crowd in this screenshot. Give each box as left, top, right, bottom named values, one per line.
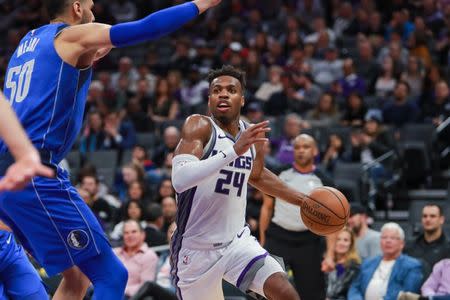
left=1, top=0, right=450, bottom=299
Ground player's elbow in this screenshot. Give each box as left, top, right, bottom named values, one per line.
left=171, top=176, right=186, bottom=194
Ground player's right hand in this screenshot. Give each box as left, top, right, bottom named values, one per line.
left=234, top=121, right=270, bottom=156
left=0, top=151, right=55, bottom=191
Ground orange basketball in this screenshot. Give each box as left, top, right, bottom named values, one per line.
left=300, top=186, right=350, bottom=236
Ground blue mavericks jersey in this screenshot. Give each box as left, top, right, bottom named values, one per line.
left=1, top=23, right=92, bottom=164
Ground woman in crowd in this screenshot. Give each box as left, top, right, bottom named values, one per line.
left=325, top=227, right=361, bottom=300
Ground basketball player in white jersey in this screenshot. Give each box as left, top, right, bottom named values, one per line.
left=171, top=65, right=313, bottom=300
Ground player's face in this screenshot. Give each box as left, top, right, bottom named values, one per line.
left=209, top=76, right=244, bottom=124
left=293, top=137, right=317, bottom=167
left=335, top=230, right=352, bottom=256
left=123, top=222, right=145, bottom=248
left=422, top=206, right=444, bottom=233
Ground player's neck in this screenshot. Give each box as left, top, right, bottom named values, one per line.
left=50, top=15, right=77, bottom=26
left=213, top=116, right=240, bottom=137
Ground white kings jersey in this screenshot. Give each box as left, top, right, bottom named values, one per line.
left=173, top=117, right=255, bottom=248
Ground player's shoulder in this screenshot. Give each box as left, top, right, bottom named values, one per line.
left=181, top=114, right=212, bottom=141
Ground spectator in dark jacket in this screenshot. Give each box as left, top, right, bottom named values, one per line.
left=382, top=81, right=420, bottom=128
left=404, top=204, right=450, bottom=281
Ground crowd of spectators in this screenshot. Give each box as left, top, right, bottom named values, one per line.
left=1, top=0, right=450, bottom=298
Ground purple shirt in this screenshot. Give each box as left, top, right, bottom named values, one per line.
left=274, top=138, right=294, bottom=165
left=421, top=259, right=450, bottom=296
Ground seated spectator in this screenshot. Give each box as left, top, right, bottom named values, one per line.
left=311, top=46, right=343, bottom=88
left=147, top=77, right=179, bottom=124
left=130, top=144, right=155, bottom=173
left=110, top=201, right=146, bottom=241
left=347, top=203, right=381, bottom=260
left=131, top=222, right=178, bottom=300
left=272, top=113, right=303, bottom=165
left=404, top=204, right=450, bottom=280
left=114, top=220, right=158, bottom=298
left=382, top=81, right=420, bottom=128
left=103, top=111, right=137, bottom=151
left=421, top=258, right=450, bottom=299
left=126, top=181, right=150, bottom=206
left=422, top=80, right=450, bottom=126
left=336, top=58, right=366, bottom=99
left=254, top=65, right=283, bottom=102
left=400, top=56, right=424, bottom=100
left=340, top=92, right=367, bottom=127
left=346, top=110, right=395, bottom=207
left=305, top=92, right=341, bottom=127
left=79, top=111, right=107, bottom=155
left=161, top=196, right=177, bottom=233
left=398, top=258, right=450, bottom=300
left=244, top=102, right=265, bottom=124
left=152, top=179, right=175, bottom=204
left=326, top=227, right=361, bottom=300
left=114, top=162, right=146, bottom=202
left=80, top=174, right=117, bottom=224
left=348, top=222, right=423, bottom=300
left=321, top=134, right=347, bottom=174
left=290, top=72, right=323, bottom=114
left=144, top=203, right=167, bottom=247
left=374, top=56, right=397, bottom=99
left=152, top=126, right=180, bottom=168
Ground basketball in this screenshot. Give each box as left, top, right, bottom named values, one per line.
left=300, top=186, right=350, bottom=236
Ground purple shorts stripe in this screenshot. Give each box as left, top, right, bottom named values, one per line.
left=170, top=187, right=197, bottom=300
left=236, top=252, right=269, bottom=288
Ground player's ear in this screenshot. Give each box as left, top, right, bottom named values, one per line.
left=72, top=1, right=83, bottom=19
left=241, top=96, right=245, bottom=107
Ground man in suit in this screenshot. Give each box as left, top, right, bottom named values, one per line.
left=348, top=222, right=423, bottom=300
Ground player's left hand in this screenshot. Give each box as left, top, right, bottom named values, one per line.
left=321, top=256, right=335, bottom=273
left=0, top=151, right=55, bottom=191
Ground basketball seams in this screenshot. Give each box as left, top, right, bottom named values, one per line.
left=303, top=193, right=347, bottom=220
left=317, top=186, right=348, bottom=218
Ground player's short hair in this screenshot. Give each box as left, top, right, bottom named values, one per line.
left=207, top=65, right=246, bottom=91
left=43, top=0, right=77, bottom=19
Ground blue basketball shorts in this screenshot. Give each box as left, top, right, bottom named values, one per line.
left=0, top=167, right=109, bottom=276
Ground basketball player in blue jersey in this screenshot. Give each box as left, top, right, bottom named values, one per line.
left=0, top=0, right=221, bottom=299
left=0, top=92, right=52, bottom=299
left=170, top=65, right=334, bottom=299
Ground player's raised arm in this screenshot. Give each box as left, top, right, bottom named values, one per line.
left=57, top=0, right=222, bottom=56
left=0, top=93, right=54, bottom=191
left=172, top=118, right=269, bottom=193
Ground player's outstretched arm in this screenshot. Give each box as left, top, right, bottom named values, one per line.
left=0, top=94, right=54, bottom=191
left=58, top=0, right=221, bottom=56
left=172, top=118, right=269, bottom=193
left=249, top=167, right=306, bottom=207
